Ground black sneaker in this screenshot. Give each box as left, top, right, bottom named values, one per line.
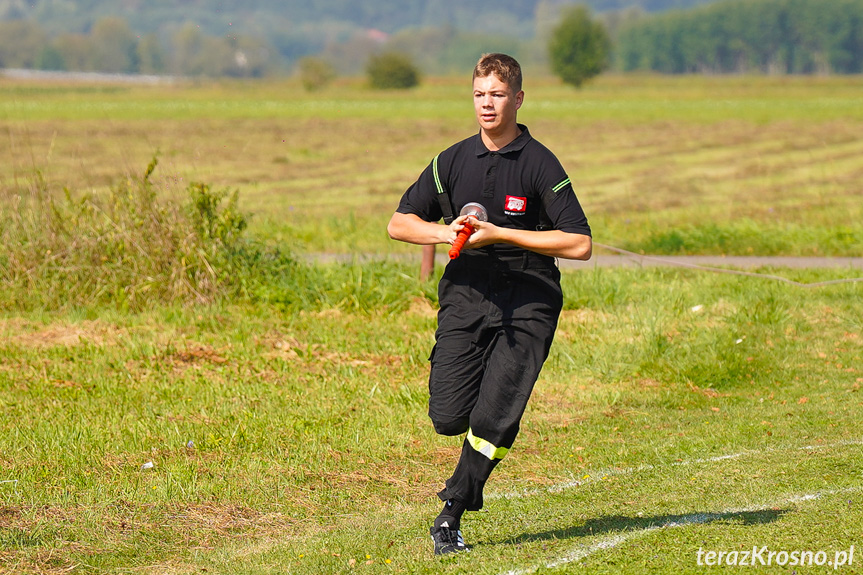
left=430, top=522, right=468, bottom=555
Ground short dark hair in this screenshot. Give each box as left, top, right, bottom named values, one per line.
left=473, top=53, right=522, bottom=93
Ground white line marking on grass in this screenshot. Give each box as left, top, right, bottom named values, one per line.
left=490, top=438, right=863, bottom=502
left=675, top=452, right=746, bottom=465
left=499, top=486, right=863, bottom=575
left=800, top=438, right=863, bottom=451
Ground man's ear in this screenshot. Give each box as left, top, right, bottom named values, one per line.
left=515, top=90, right=524, bottom=111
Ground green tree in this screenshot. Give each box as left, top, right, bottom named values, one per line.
left=322, top=30, right=384, bottom=75
left=297, top=56, right=336, bottom=91
left=386, top=25, right=456, bottom=74
left=0, top=20, right=47, bottom=68
left=53, top=34, right=92, bottom=71
left=366, top=51, right=420, bottom=89
left=548, top=5, right=611, bottom=88
left=90, top=17, right=139, bottom=73
left=196, top=36, right=235, bottom=76
left=36, top=45, right=66, bottom=71
left=137, top=33, right=166, bottom=75
left=223, top=35, right=274, bottom=77
left=171, top=22, right=205, bottom=75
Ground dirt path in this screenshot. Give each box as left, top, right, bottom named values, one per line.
left=558, top=254, right=863, bottom=270
left=308, top=252, right=863, bottom=270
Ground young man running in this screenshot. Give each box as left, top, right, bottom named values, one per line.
left=387, top=53, right=592, bottom=555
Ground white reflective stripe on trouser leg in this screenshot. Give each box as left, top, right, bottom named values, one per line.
left=466, top=428, right=509, bottom=460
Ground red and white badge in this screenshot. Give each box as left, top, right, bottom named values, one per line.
left=504, top=195, right=527, bottom=215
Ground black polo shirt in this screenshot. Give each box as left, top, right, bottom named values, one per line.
left=397, top=124, right=591, bottom=260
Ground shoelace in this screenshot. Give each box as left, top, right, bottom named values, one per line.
left=441, top=527, right=464, bottom=548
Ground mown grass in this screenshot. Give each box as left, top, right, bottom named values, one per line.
left=1, top=73, right=862, bottom=574
left=2, top=74, right=862, bottom=257
left=1, top=265, right=861, bottom=573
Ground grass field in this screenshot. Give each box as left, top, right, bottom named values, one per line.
left=1, top=73, right=862, bottom=574
left=3, top=74, right=862, bottom=256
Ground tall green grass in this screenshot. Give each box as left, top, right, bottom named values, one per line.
left=627, top=219, right=863, bottom=256
left=0, top=159, right=435, bottom=314
left=0, top=157, right=255, bottom=310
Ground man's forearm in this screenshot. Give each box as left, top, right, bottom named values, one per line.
left=387, top=212, right=453, bottom=246
left=494, top=228, right=592, bottom=260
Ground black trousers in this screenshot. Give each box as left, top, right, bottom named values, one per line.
left=428, top=250, right=563, bottom=511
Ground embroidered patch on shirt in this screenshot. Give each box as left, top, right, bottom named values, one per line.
left=504, top=195, right=527, bottom=215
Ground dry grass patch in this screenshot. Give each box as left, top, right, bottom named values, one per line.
left=169, top=345, right=230, bottom=366
left=0, top=319, right=121, bottom=348
left=0, top=501, right=297, bottom=574
left=259, top=333, right=406, bottom=378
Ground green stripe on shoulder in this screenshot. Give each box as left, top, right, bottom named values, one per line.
left=552, top=177, right=571, bottom=193
left=433, top=154, right=445, bottom=195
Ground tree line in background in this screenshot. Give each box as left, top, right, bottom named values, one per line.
left=0, top=17, right=274, bottom=77
left=615, top=0, right=863, bottom=74
left=0, top=0, right=714, bottom=39
left=1, top=0, right=863, bottom=83
left=0, top=15, right=533, bottom=78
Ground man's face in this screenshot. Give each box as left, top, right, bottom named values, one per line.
left=473, top=73, right=523, bottom=137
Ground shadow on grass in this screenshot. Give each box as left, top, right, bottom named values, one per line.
left=481, top=508, right=789, bottom=547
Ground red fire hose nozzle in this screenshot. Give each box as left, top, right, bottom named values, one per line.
left=448, top=202, right=488, bottom=260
